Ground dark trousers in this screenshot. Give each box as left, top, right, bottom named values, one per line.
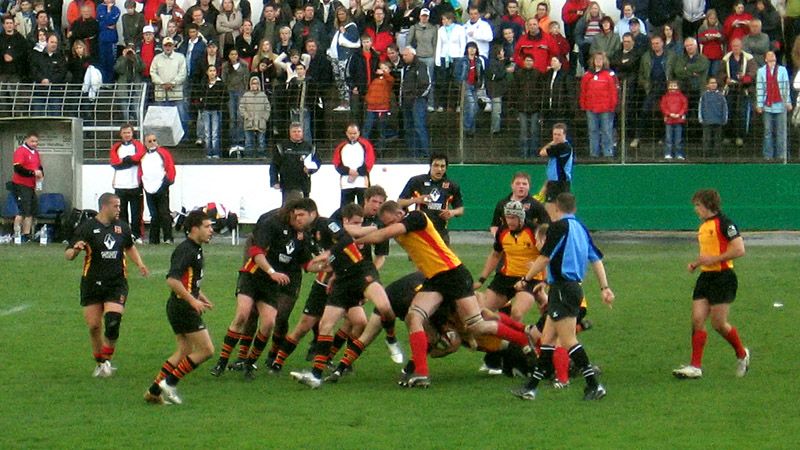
left=702, top=124, right=723, bottom=156
left=115, top=187, right=144, bottom=239
left=340, top=188, right=366, bottom=207
left=145, top=187, right=173, bottom=244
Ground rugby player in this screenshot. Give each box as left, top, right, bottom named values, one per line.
left=290, top=203, right=397, bottom=388
left=488, top=172, right=548, bottom=237
left=398, top=154, right=463, bottom=244
left=511, top=193, right=614, bottom=401
left=672, top=189, right=750, bottom=379
left=536, top=123, right=574, bottom=200
left=210, top=199, right=320, bottom=380
left=65, top=193, right=149, bottom=378
left=144, top=210, right=215, bottom=405
left=357, top=201, right=533, bottom=388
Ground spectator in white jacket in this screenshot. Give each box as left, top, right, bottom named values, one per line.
left=434, top=11, right=465, bottom=111
left=463, top=6, right=493, bottom=57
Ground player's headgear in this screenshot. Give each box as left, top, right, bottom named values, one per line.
left=503, top=200, right=525, bottom=221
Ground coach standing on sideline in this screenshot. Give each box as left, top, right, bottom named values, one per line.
left=110, top=124, right=146, bottom=243
left=398, top=153, right=463, bottom=244
left=10, top=132, right=44, bottom=243
left=140, top=134, right=176, bottom=245
left=270, top=122, right=321, bottom=205
left=65, top=192, right=149, bottom=378
left=512, top=192, right=614, bottom=401
left=332, top=123, right=376, bottom=207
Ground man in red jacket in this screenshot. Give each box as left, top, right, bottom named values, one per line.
left=109, top=123, right=146, bottom=242
left=10, top=131, right=44, bottom=242
left=514, top=18, right=556, bottom=73
left=140, top=134, right=177, bottom=244
left=332, top=123, right=376, bottom=207
left=660, top=80, right=689, bottom=160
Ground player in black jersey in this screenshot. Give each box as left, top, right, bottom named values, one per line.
left=290, top=203, right=397, bottom=389
left=144, top=210, right=215, bottom=405
left=65, top=193, right=149, bottom=378
left=212, top=199, right=320, bottom=380
left=398, top=154, right=464, bottom=244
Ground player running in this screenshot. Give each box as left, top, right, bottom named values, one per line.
left=144, top=210, right=215, bottom=405
left=65, top=193, right=149, bottom=378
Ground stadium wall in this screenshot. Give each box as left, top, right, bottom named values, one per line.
left=446, top=164, right=800, bottom=231
left=82, top=163, right=800, bottom=230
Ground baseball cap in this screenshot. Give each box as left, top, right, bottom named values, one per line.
left=206, top=39, right=217, bottom=47
left=143, top=24, right=155, bottom=34
left=162, top=36, right=175, bottom=45
left=420, top=8, right=430, bottom=15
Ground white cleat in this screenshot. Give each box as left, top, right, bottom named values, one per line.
left=94, top=360, right=115, bottom=378
left=92, top=364, right=105, bottom=378
left=386, top=340, right=404, bottom=364
left=736, top=348, right=750, bottom=377
left=672, top=365, right=703, bottom=379
left=479, top=363, right=503, bottom=376
left=290, top=370, right=322, bottom=389
left=158, top=379, right=183, bottom=405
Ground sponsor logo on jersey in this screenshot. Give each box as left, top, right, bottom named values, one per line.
left=103, top=234, right=116, bottom=250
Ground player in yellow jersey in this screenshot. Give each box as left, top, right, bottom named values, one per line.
left=356, top=201, right=533, bottom=387
left=673, top=189, right=750, bottom=379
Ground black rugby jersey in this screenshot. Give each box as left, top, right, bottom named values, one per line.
left=69, top=218, right=134, bottom=283
left=167, top=239, right=204, bottom=300
left=399, top=174, right=463, bottom=237
left=241, top=215, right=312, bottom=276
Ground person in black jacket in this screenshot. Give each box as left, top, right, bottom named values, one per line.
left=612, top=32, right=642, bottom=148
left=1, top=16, right=30, bottom=84
left=539, top=56, right=574, bottom=140
left=270, top=123, right=321, bottom=204
left=196, top=65, right=228, bottom=158
left=399, top=47, right=430, bottom=158
left=304, top=38, right=332, bottom=141
left=31, top=33, right=67, bottom=115
left=347, top=34, right=380, bottom=125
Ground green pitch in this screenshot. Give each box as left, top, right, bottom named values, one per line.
left=0, top=236, right=797, bottom=449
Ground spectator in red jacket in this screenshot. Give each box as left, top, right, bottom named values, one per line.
left=698, top=9, right=725, bottom=77
left=660, top=80, right=689, bottom=160
left=366, top=6, right=394, bottom=61
left=579, top=51, right=618, bottom=157
left=140, top=134, right=176, bottom=244
left=723, top=1, right=753, bottom=44
left=110, top=124, right=146, bottom=242
left=561, top=0, right=589, bottom=50
left=332, top=123, right=376, bottom=206
left=548, top=21, right=571, bottom=71
left=10, top=132, right=44, bottom=242
left=514, top=18, right=556, bottom=73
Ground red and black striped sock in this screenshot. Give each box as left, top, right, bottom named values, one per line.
left=267, top=333, right=284, bottom=362
left=149, top=360, right=175, bottom=395
left=328, top=329, right=349, bottom=359
left=100, top=345, right=115, bottom=361
left=312, top=335, right=333, bottom=379
left=338, top=339, right=365, bottom=371
left=237, top=333, right=254, bottom=360
left=274, top=336, right=298, bottom=368
left=247, top=331, right=269, bottom=363
left=219, top=328, right=241, bottom=365
left=165, top=356, right=197, bottom=386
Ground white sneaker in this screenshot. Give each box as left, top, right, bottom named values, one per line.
left=672, top=364, right=702, bottom=379
left=676, top=155, right=685, bottom=160
left=134, top=237, right=144, bottom=245
left=483, top=103, right=492, bottom=112
left=290, top=370, right=322, bottom=389
left=92, top=364, right=105, bottom=378
left=427, top=106, right=434, bottom=112
left=436, top=107, right=444, bottom=113
left=158, top=379, right=182, bottom=404
left=333, top=105, right=350, bottom=111
left=386, top=339, right=404, bottom=364
left=735, top=138, right=744, bottom=147
left=736, top=348, right=750, bottom=377
left=664, top=154, right=673, bottom=160
left=478, top=363, right=503, bottom=376
left=93, top=360, right=115, bottom=378
left=629, top=138, right=640, bottom=148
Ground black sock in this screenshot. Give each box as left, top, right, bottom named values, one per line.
left=267, top=333, right=284, bottom=362
left=247, top=331, right=269, bottom=364
left=148, top=383, right=161, bottom=395
left=381, top=317, right=397, bottom=344
left=483, top=351, right=502, bottom=369
left=312, top=335, right=334, bottom=379
left=568, top=344, right=598, bottom=388
left=329, top=330, right=348, bottom=359
left=404, top=360, right=415, bottom=375
left=525, top=345, right=554, bottom=390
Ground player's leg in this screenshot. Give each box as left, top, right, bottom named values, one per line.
left=99, top=301, right=125, bottom=369
left=512, top=316, right=557, bottom=399
left=404, top=292, right=443, bottom=384
left=272, top=313, right=320, bottom=372
left=160, top=330, right=215, bottom=404
left=510, top=292, right=535, bottom=322
left=710, top=303, right=749, bottom=376
left=145, top=334, right=192, bottom=404
left=674, top=298, right=711, bottom=379
left=83, top=304, right=106, bottom=375
left=266, top=293, right=297, bottom=365
left=243, top=301, right=278, bottom=379
left=480, top=288, right=509, bottom=312
left=291, top=305, right=345, bottom=387
left=211, top=293, right=254, bottom=375
left=233, top=308, right=259, bottom=368
left=331, top=310, right=386, bottom=377
left=366, top=282, right=403, bottom=364
left=329, top=320, right=352, bottom=361
left=457, top=295, right=530, bottom=349
left=551, top=317, right=603, bottom=396
left=325, top=306, right=369, bottom=382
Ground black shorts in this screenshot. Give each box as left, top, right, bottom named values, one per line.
left=80, top=279, right=129, bottom=307
left=488, top=273, right=539, bottom=300
left=536, top=305, right=587, bottom=331
left=328, top=265, right=380, bottom=310
left=236, top=272, right=301, bottom=306
left=166, top=297, right=206, bottom=334
left=546, top=281, right=583, bottom=321
left=12, top=183, right=36, bottom=216
left=302, top=282, right=329, bottom=317
left=421, top=265, right=474, bottom=305
left=693, top=270, right=738, bottom=305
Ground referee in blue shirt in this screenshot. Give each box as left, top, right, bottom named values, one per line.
left=511, top=192, right=615, bottom=401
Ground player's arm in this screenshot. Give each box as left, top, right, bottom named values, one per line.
left=307, top=250, right=332, bottom=272
left=590, top=260, right=615, bottom=307
left=253, top=252, right=291, bottom=285
left=690, top=236, right=745, bottom=271
left=65, top=241, right=86, bottom=260
left=439, top=205, right=463, bottom=220
left=356, top=222, right=408, bottom=245
left=125, top=245, right=150, bottom=276
left=167, top=277, right=209, bottom=313
left=373, top=254, right=386, bottom=270
left=397, top=195, right=427, bottom=209
left=474, top=250, right=502, bottom=289
left=515, top=255, right=550, bottom=291
left=198, top=290, right=214, bottom=308
left=344, top=222, right=377, bottom=237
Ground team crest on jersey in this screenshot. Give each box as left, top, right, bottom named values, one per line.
left=103, top=234, right=116, bottom=250
left=114, top=226, right=122, bottom=234
left=286, top=241, right=295, bottom=254
left=727, top=225, right=737, bottom=237
left=429, top=188, right=441, bottom=202
left=442, top=182, right=450, bottom=189
left=328, top=222, right=341, bottom=233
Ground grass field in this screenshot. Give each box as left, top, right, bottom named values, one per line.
left=1, top=234, right=798, bottom=449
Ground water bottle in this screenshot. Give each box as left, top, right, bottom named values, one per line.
left=40, top=225, right=48, bottom=246
left=35, top=179, right=43, bottom=192
left=13, top=224, right=22, bottom=245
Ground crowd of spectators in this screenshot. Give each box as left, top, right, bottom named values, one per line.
left=1, top=0, right=800, bottom=160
